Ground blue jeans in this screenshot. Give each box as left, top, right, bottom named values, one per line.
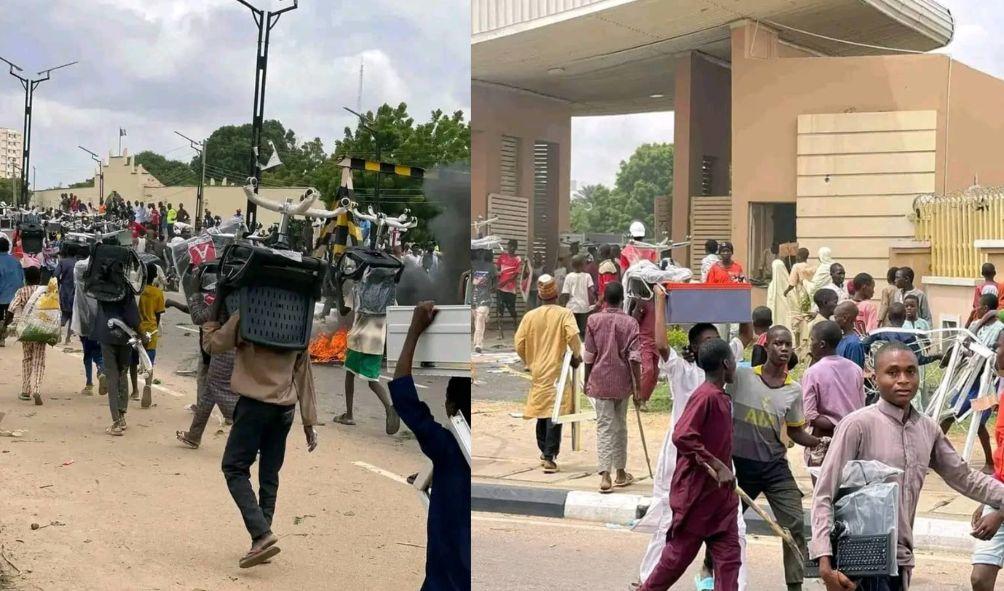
left=81, top=337, right=104, bottom=385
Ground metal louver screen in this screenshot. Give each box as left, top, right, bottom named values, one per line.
left=500, top=135, right=520, bottom=196
left=533, top=140, right=558, bottom=263
left=689, top=196, right=731, bottom=275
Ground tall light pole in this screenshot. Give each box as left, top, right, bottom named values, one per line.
left=78, top=146, right=103, bottom=206
left=234, top=0, right=298, bottom=231
left=1, top=56, right=77, bottom=207
left=175, top=130, right=207, bottom=231
left=343, top=106, right=382, bottom=206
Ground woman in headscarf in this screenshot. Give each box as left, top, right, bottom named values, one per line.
left=808, top=247, right=835, bottom=296
left=766, top=244, right=793, bottom=330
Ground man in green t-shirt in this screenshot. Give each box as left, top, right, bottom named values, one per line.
left=730, top=326, right=823, bottom=591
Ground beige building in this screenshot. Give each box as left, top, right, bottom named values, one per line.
left=473, top=0, right=1004, bottom=324
left=1, top=127, right=23, bottom=179
left=31, top=150, right=296, bottom=228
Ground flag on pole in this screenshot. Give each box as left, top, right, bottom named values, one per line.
left=119, top=128, right=127, bottom=137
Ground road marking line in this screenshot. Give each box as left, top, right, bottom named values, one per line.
left=352, top=460, right=410, bottom=485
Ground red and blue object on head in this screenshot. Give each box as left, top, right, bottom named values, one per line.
left=662, top=282, right=752, bottom=324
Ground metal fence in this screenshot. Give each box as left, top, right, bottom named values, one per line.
left=913, top=187, right=1004, bottom=278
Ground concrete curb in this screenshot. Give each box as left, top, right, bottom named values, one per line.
left=472, top=482, right=978, bottom=552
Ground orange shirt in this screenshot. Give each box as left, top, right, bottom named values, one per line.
left=706, top=261, right=746, bottom=284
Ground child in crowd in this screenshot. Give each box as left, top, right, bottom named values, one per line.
left=833, top=300, right=866, bottom=368
left=852, top=273, right=878, bottom=334
left=8, top=266, right=47, bottom=405
left=130, top=262, right=165, bottom=408
left=903, top=294, right=931, bottom=331
left=639, top=338, right=741, bottom=591
left=877, top=266, right=898, bottom=327
left=560, top=254, right=595, bottom=338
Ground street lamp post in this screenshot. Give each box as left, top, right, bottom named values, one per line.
left=343, top=106, right=382, bottom=206
left=1, top=56, right=77, bottom=208
left=175, top=131, right=207, bottom=231
left=78, top=146, right=103, bottom=207
left=234, top=0, right=298, bottom=231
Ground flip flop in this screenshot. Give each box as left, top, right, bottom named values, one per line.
left=599, top=480, right=613, bottom=494
left=332, top=414, right=355, bottom=426
left=176, top=431, right=199, bottom=449
left=694, top=575, right=714, bottom=590
left=18, top=393, right=30, bottom=401
left=614, top=473, right=636, bottom=488
left=239, top=544, right=281, bottom=568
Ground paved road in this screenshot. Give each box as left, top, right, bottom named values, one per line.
left=472, top=513, right=975, bottom=591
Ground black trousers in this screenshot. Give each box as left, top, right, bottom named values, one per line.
left=222, top=396, right=295, bottom=541
left=535, top=418, right=562, bottom=461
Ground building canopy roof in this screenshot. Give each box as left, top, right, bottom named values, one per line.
left=473, top=0, right=954, bottom=115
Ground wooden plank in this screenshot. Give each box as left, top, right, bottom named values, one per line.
left=797, top=110, right=937, bottom=134
left=797, top=130, right=936, bottom=155
left=797, top=172, right=935, bottom=197
left=797, top=152, right=935, bottom=176
left=797, top=194, right=920, bottom=217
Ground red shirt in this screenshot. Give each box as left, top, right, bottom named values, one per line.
left=706, top=261, right=746, bottom=284
left=130, top=221, right=144, bottom=239
left=583, top=308, right=641, bottom=399
left=150, top=209, right=161, bottom=226
left=619, top=243, right=658, bottom=271
left=669, top=381, right=739, bottom=536
left=495, top=252, right=521, bottom=293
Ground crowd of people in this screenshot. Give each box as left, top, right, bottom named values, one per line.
left=501, top=230, right=1004, bottom=591
left=0, top=202, right=470, bottom=588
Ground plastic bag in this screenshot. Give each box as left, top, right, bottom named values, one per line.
left=353, top=266, right=398, bottom=315
left=37, top=278, right=59, bottom=310
left=838, top=459, right=903, bottom=491
left=16, top=286, right=61, bottom=345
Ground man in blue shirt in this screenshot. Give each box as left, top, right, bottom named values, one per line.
left=389, top=302, right=470, bottom=590
left=0, top=237, right=24, bottom=347
left=833, top=300, right=866, bottom=368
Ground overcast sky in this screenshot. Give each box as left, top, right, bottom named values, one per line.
left=0, top=0, right=470, bottom=189
left=570, top=0, right=1004, bottom=190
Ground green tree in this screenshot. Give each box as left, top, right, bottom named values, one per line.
left=133, top=150, right=198, bottom=185
left=197, top=120, right=317, bottom=185
left=569, top=143, right=672, bottom=234
left=311, top=103, right=471, bottom=243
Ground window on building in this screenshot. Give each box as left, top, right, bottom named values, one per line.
left=748, top=202, right=796, bottom=285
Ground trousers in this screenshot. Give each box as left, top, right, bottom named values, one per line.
left=535, top=418, right=562, bottom=461
left=734, top=457, right=806, bottom=586
left=594, top=397, right=629, bottom=473
left=21, top=342, right=46, bottom=396
left=222, top=396, right=295, bottom=541
left=640, top=523, right=741, bottom=591
left=81, top=336, right=104, bottom=385
left=472, top=305, right=489, bottom=349
left=102, top=343, right=132, bottom=422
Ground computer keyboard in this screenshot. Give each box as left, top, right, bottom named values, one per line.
left=834, top=534, right=893, bottom=577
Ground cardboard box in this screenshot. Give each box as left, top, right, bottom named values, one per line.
left=386, top=305, right=471, bottom=373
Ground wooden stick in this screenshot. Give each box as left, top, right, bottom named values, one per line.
left=634, top=401, right=654, bottom=479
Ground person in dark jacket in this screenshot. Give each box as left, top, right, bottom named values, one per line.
left=389, top=302, right=471, bottom=590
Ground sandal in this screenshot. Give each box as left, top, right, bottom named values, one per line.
left=332, top=413, right=355, bottom=426
left=239, top=534, right=281, bottom=569
left=106, top=423, right=124, bottom=436
left=176, top=431, right=199, bottom=449
left=614, top=473, right=636, bottom=488
left=18, top=393, right=29, bottom=401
